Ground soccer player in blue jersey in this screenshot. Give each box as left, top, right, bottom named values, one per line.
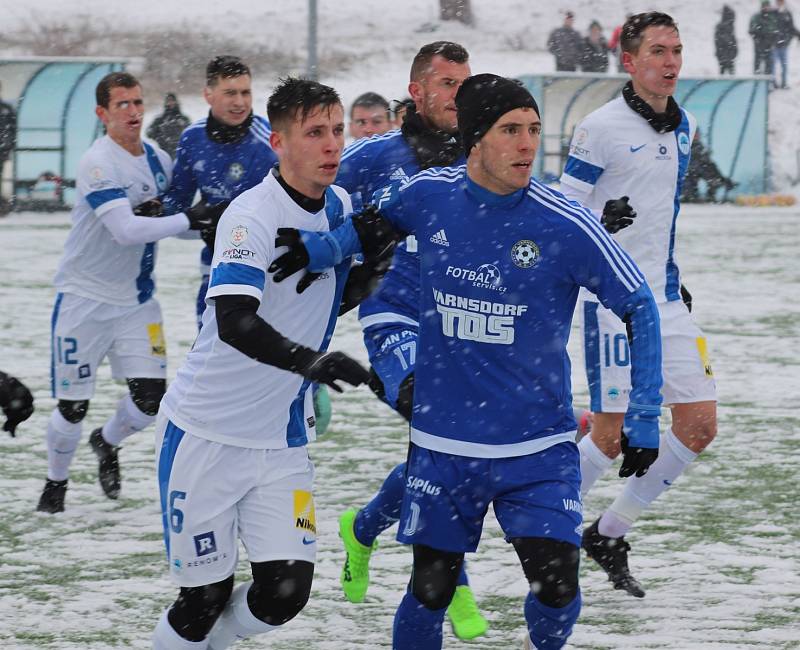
left=36, top=72, right=224, bottom=514
left=269, top=74, right=663, bottom=650
left=560, top=12, right=718, bottom=598
left=151, top=77, right=370, bottom=650
left=160, top=56, right=278, bottom=330
left=335, top=41, right=488, bottom=640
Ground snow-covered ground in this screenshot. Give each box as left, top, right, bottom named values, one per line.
left=1, top=205, right=798, bottom=649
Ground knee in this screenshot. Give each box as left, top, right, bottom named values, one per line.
left=57, top=400, right=89, bottom=424
left=410, top=546, right=463, bottom=611
left=169, top=576, right=234, bottom=642
left=515, top=537, right=580, bottom=609
left=127, top=378, right=166, bottom=416
left=249, top=560, right=314, bottom=626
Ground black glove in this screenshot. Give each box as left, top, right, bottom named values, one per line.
left=0, top=372, right=35, bottom=437
left=618, top=431, right=659, bottom=478
left=680, top=283, right=692, bottom=313
left=133, top=198, right=164, bottom=217
left=269, top=228, right=321, bottom=293
left=352, top=205, right=402, bottom=262
left=185, top=201, right=228, bottom=231
left=601, top=196, right=637, bottom=234
left=294, top=350, right=371, bottom=393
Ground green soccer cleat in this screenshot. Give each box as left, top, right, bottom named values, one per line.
left=447, top=584, right=489, bottom=640
left=339, top=508, right=378, bottom=603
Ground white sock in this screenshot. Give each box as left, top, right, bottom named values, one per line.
left=46, top=409, right=82, bottom=481
left=578, top=434, right=614, bottom=497
left=153, top=609, right=208, bottom=649
left=102, top=394, right=155, bottom=446
left=207, top=581, right=277, bottom=650
left=602, top=429, right=698, bottom=537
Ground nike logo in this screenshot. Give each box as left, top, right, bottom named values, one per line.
left=663, top=479, right=673, bottom=486
left=302, top=536, right=316, bottom=545
left=630, top=144, right=646, bottom=153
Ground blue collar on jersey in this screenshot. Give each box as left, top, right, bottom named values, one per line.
left=465, top=173, right=526, bottom=208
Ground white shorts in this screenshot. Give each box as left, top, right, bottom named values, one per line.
left=50, top=293, right=167, bottom=400
left=579, top=298, right=716, bottom=413
left=154, top=414, right=317, bottom=588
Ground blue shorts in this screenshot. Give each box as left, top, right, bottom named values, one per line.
left=363, top=322, right=417, bottom=409
left=397, top=442, right=582, bottom=552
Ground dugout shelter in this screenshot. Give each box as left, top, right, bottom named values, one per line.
left=520, top=73, right=771, bottom=197
left=0, top=57, right=134, bottom=211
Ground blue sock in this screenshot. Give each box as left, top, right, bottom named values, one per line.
left=354, top=462, right=406, bottom=546
left=456, top=560, right=469, bottom=587
left=393, top=591, right=446, bottom=650
left=524, top=591, right=581, bottom=649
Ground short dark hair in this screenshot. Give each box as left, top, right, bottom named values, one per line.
left=410, top=41, right=469, bottom=81
left=267, top=77, right=342, bottom=131
left=96, top=72, right=140, bottom=108
left=621, top=12, right=679, bottom=54
left=350, top=92, right=390, bottom=118
left=206, top=55, right=251, bottom=86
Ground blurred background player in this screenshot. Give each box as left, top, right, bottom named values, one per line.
left=349, top=91, right=393, bottom=141
left=560, top=12, right=718, bottom=597
left=333, top=41, right=489, bottom=641
left=37, top=72, right=224, bottom=514
left=152, top=76, right=369, bottom=650
left=146, top=92, right=191, bottom=159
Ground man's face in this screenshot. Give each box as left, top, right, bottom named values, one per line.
left=409, top=55, right=471, bottom=133
left=96, top=85, right=144, bottom=145
left=270, top=103, right=345, bottom=198
left=349, top=104, right=392, bottom=140
left=623, top=26, right=683, bottom=100
left=204, top=75, right=253, bottom=126
left=469, top=107, right=540, bottom=195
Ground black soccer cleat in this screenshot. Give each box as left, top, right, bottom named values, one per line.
left=89, top=428, right=121, bottom=500
left=37, top=478, right=68, bottom=514
left=581, top=518, right=646, bottom=598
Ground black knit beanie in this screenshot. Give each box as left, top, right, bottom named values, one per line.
left=455, top=74, right=540, bottom=157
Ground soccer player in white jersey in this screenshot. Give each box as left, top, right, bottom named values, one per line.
left=151, top=77, right=370, bottom=650
left=560, top=12, right=718, bottom=597
left=37, top=72, right=225, bottom=514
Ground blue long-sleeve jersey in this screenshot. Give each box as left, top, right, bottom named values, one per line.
left=336, top=130, right=465, bottom=328
left=162, top=115, right=277, bottom=267
left=304, top=166, right=663, bottom=457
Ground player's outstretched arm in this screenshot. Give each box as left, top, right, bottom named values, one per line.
left=0, top=371, right=34, bottom=437
left=215, top=295, right=370, bottom=392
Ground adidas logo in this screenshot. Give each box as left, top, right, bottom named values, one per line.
left=430, top=229, right=449, bottom=246
left=389, top=167, right=408, bottom=182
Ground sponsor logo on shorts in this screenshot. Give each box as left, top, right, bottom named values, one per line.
left=173, top=558, right=182, bottom=570
left=147, top=323, right=166, bottom=357
left=294, top=490, right=317, bottom=534
left=562, top=498, right=583, bottom=514
left=78, top=364, right=91, bottom=379
left=406, top=475, right=442, bottom=497
left=302, top=536, right=316, bottom=545
left=607, top=387, right=621, bottom=400
left=194, top=531, right=217, bottom=556
left=306, top=415, right=316, bottom=428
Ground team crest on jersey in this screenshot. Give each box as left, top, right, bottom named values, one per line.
left=230, top=225, right=248, bottom=247
left=511, top=240, right=540, bottom=268
left=227, top=162, right=245, bottom=182
left=678, top=132, right=691, bottom=155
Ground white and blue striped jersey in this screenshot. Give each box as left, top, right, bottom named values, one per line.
left=372, top=166, right=660, bottom=458
left=160, top=172, right=353, bottom=449
left=54, top=135, right=172, bottom=306
left=559, top=97, right=696, bottom=303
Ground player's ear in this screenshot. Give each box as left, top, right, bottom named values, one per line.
left=203, top=85, right=213, bottom=106
left=269, top=130, right=283, bottom=156
left=95, top=105, right=106, bottom=124
left=621, top=51, right=635, bottom=75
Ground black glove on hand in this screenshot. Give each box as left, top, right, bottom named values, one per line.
left=601, top=196, right=637, bottom=234
left=0, top=372, right=35, bottom=437
left=294, top=350, right=371, bottom=393
left=269, top=228, right=322, bottom=293
left=185, top=201, right=228, bottom=231
left=680, top=283, right=692, bottom=313
left=133, top=198, right=164, bottom=217
left=618, top=430, right=659, bottom=478
left=352, top=205, right=401, bottom=262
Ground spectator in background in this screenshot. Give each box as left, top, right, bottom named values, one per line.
left=0, top=80, right=17, bottom=215
left=547, top=11, right=584, bottom=71
left=607, top=14, right=632, bottom=72
left=773, top=0, right=800, bottom=88
left=580, top=20, right=610, bottom=72
left=715, top=5, right=739, bottom=74
left=146, top=92, right=190, bottom=159
left=349, top=92, right=392, bottom=140
left=682, top=129, right=736, bottom=203
left=750, top=0, right=778, bottom=75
